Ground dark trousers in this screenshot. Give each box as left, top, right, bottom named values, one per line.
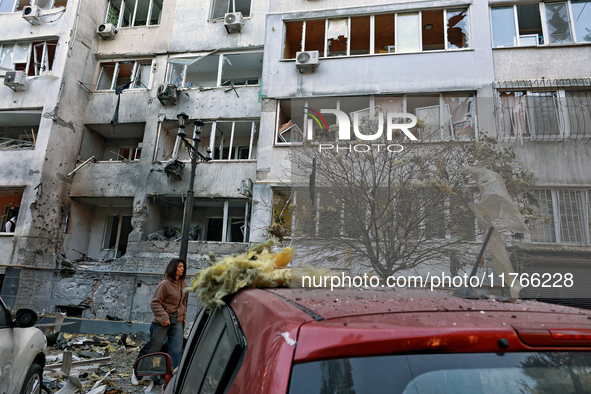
left=137, top=322, right=184, bottom=369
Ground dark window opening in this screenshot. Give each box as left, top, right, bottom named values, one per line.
left=350, top=16, right=370, bottom=55
left=284, top=21, right=303, bottom=59
left=56, top=305, right=85, bottom=317
left=422, top=10, right=444, bottom=51
left=375, top=14, right=395, bottom=53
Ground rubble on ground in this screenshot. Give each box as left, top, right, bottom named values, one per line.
left=43, top=332, right=156, bottom=394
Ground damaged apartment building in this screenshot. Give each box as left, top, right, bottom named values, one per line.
left=0, top=0, right=590, bottom=320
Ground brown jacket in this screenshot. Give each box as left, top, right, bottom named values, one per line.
left=150, top=276, right=188, bottom=325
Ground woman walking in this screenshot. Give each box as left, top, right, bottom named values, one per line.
left=132, top=258, right=187, bottom=385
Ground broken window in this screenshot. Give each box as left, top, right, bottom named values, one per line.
left=0, top=0, right=66, bottom=12
left=304, top=19, right=326, bottom=55
left=105, top=0, right=162, bottom=27
left=491, top=1, right=590, bottom=47
left=530, top=189, right=591, bottom=244
left=95, top=59, right=153, bottom=91
left=167, top=51, right=262, bottom=89
left=275, top=99, right=304, bottom=144
left=408, top=93, right=475, bottom=141
left=446, top=9, right=469, bottom=49
left=327, top=18, right=348, bottom=57
left=103, top=215, right=132, bottom=256
left=211, top=0, right=251, bottom=20
left=80, top=123, right=145, bottom=162
left=207, top=121, right=258, bottom=161
left=149, top=197, right=250, bottom=243
left=0, top=40, right=58, bottom=77
left=0, top=110, right=42, bottom=150
left=0, top=188, right=23, bottom=233
left=284, top=21, right=304, bottom=59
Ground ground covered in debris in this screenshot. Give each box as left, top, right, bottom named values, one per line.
left=44, top=332, right=160, bottom=394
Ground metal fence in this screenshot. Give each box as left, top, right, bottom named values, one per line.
left=494, top=79, right=591, bottom=142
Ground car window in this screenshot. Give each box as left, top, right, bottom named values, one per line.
left=179, top=306, right=245, bottom=394
left=289, top=352, right=591, bottom=394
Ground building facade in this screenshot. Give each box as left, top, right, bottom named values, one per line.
left=0, top=0, right=589, bottom=319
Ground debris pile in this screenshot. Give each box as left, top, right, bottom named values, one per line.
left=42, top=332, right=154, bottom=394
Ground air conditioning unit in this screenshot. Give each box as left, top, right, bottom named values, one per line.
left=295, top=50, right=320, bottom=73
left=22, top=5, right=40, bottom=25
left=224, top=12, right=243, bottom=34
left=97, top=23, right=117, bottom=39
left=4, top=71, right=26, bottom=92
left=157, top=84, right=178, bottom=106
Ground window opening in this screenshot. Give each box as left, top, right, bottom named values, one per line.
left=327, top=18, right=348, bottom=57
left=284, top=21, right=304, bottom=59
left=422, top=9, right=444, bottom=51
left=304, top=19, right=326, bottom=55
left=545, top=2, right=573, bottom=43
left=530, top=189, right=591, bottom=244
left=350, top=16, right=371, bottom=55
left=0, top=40, right=57, bottom=77
left=106, top=0, right=162, bottom=27
left=374, top=14, right=395, bottom=53
left=0, top=110, right=42, bottom=150
left=0, top=188, right=23, bottom=233
left=447, top=9, right=469, bottom=49
left=211, top=0, right=251, bottom=19
left=103, top=215, right=132, bottom=256
left=96, top=60, right=152, bottom=91
left=81, top=123, right=145, bottom=161
left=276, top=99, right=304, bottom=144
left=221, top=52, right=262, bottom=86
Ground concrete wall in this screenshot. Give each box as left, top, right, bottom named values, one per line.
left=168, top=0, right=270, bottom=53
left=493, top=46, right=591, bottom=81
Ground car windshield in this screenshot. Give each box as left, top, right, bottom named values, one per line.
left=289, top=352, right=591, bottom=394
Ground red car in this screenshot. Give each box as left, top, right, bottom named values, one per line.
left=136, top=288, right=591, bottom=393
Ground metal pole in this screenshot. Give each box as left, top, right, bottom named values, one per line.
left=179, top=142, right=197, bottom=262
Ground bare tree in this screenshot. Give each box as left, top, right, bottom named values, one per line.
left=282, top=121, right=536, bottom=280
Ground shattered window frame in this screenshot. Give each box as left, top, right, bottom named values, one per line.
left=491, top=1, right=591, bottom=47
left=0, top=39, right=58, bottom=77
left=166, top=50, right=263, bottom=89
left=530, top=188, right=591, bottom=245
left=102, top=214, right=132, bottom=255
left=95, top=59, right=154, bottom=91
left=0, top=109, right=42, bottom=150
left=105, top=0, right=163, bottom=28
left=282, top=7, right=470, bottom=59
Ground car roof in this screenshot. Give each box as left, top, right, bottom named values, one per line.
left=227, top=288, right=591, bottom=393
left=265, top=287, right=591, bottom=321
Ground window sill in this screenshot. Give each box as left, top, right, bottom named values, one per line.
left=178, top=84, right=261, bottom=91
left=280, top=48, right=474, bottom=62
left=177, top=159, right=257, bottom=163
left=0, top=232, right=15, bottom=237
left=95, top=160, right=141, bottom=163
left=111, top=24, right=161, bottom=30
left=209, top=17, right=251, bottom=23
left=92, top=89, right=149, bottom=93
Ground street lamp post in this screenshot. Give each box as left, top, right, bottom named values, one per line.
left=177, top=113, right=211, bottom=262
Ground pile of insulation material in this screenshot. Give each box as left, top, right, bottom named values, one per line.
left=185, top=238, right=338, bottom=309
